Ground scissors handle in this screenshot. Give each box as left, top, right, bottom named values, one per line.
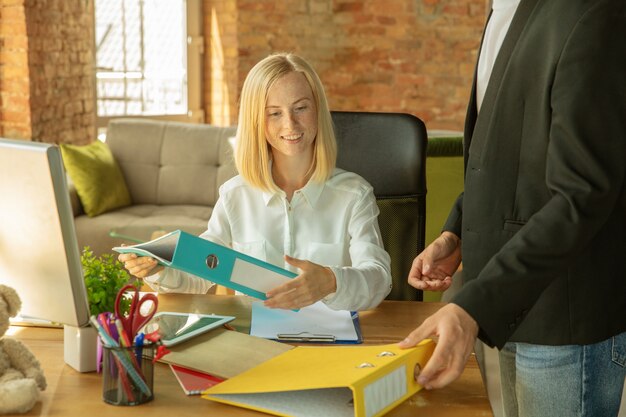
left=131, top=293, right=158, bottom=336
left=115, top=284, right=140, bottom=337
left=115, top=284, right=158, bottom=338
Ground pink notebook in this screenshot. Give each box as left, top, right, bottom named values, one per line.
left=169, top=364, right=224, bottom=395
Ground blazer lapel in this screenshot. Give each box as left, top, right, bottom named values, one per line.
left=462, top=10, right=489, bottom=171
left=469, top=0, right=541, bottom=159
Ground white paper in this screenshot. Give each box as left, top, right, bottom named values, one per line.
left=210, top=388, right=354, bottom=417
left=250, top=301, right=360, bottom=342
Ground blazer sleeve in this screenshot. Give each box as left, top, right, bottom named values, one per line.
left=443, top=192, right=464, bottom=239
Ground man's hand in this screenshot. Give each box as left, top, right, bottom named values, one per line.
left=264, top=255, right=337, bottom=310
left=398, top=303, right=478, bottom=389
left=408, top=231, right=461, bottom=292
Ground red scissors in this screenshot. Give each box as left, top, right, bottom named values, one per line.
left=114, top=284, right=158, bottom=339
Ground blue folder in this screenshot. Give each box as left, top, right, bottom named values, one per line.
left=113, top=230, right=297, bottom=300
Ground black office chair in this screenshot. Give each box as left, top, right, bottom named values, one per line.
left=331, top=111, right=427, bottom=301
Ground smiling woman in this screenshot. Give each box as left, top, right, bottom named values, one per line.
left=263, top=71, right=318, bottom=198
left=118, top=53, right=392, bottom=314
left=235, top=54, right=336, bottom=195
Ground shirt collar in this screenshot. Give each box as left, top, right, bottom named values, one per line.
left=261, top=176, right=325, bottom=208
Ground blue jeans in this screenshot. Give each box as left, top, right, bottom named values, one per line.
left=499, top=332, right=626, bottom=417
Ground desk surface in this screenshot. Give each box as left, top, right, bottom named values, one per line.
left=12, top=295, right=493, bottom=417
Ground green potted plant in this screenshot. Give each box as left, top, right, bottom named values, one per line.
left=81, top=247, right=135, bottom=316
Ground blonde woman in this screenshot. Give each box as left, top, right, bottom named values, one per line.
left=119, top=53, right=391, bottom=311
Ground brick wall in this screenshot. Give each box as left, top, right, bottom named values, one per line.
left=204, top=0, right=239, bottom=126
left=0, top=0, right=95, bottom=144
left=0, top=1, right=31, bottom=139
left=206, top=0, right=487, bottom=130
left=1, top=0, right=486, bottom=142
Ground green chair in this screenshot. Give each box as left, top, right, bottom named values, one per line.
left=331, top=111, right=428, bottom=301
left=423, top=133, right=464, bottom=302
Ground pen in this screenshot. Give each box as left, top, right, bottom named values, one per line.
left=90, top=316, right=136, bottom=401
left=91, top=316, right=152, bottom=397
left=90, top=315, right=119, bottom=347
left=134, top=333, right=145, bottom=366
left=115, top=318, right=147, bottom=377
left=114, top=318, right=132, bottom=348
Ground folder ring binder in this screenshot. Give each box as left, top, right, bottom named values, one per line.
left=276, top=332, right=336, bottom=343
left=413, top=363, right=422, bottom=380
left=377, top=351, right=396, bottom=357
left=357, top=362, right=375, bottom=368
left=206, top=254, right=219, bottom=269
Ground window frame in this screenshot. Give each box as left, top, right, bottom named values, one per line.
left=94, top=0, right=204, bottom=130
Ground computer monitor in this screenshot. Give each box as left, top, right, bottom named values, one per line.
left=0, top=138, right=90, bottom=328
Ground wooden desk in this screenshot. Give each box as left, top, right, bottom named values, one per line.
left=11, top=295, right=493, bottom=417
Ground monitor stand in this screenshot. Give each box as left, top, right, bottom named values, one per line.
left=64, top=325, right=98, bottom=372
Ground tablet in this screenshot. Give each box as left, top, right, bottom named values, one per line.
left=143, top=312, right=235, bottom=346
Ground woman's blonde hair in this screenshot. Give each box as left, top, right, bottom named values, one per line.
left=235, top=53, right=337, bottom=192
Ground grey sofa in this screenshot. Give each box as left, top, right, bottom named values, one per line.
left=70, top=119, right=237, bottom=255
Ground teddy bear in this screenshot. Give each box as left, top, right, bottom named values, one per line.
left=0, top=284, right=47, bottom=414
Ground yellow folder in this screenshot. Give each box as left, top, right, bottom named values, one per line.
left=203, top=340, right=435, bottom=417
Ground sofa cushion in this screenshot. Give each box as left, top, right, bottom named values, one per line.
left=60, top=140, right=131, bottom=217
left=105, top=119, right=237, bottom=206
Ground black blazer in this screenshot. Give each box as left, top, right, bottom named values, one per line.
left=446, top=0, right=626, bottom=348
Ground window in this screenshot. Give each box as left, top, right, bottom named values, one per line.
left=94, top=0, right=203, bottom=128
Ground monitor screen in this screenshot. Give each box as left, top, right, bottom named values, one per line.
left=0, top=138, right=90, bottom=327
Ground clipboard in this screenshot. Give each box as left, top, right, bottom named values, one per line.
left=203, top=341, right=436, bottom=417
left=113, top=230, right=297, bottom=300
left=250, top=301, right=363, bottom=344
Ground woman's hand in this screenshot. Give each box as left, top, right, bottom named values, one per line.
left=264, top=255, right=337, bottom=310
left=118, top=252, right=163, bottom=278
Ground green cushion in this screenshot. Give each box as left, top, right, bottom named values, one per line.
left=60, top=141, right=131, bottom=217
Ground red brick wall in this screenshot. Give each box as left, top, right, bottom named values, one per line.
left=0, top=1, right=31, bottom=139
left=0, top=0, right=95, bottom=144
left=2, top=1, right=486, bottom=141
left=204, top=0, right=239, bottom=126
left=205, top=0, right=487, bottom=130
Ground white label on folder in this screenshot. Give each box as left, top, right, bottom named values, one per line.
left=363, top=365, right=407, bottom=417
left=231, top=258, right=292, bottom=293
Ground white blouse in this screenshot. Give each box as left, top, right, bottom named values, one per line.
left=145, top=168, right=392, bottom=311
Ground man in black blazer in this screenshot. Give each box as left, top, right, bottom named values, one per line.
left=400, top=0, right=626, bottom=415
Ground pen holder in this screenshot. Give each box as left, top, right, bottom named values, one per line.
left=102, top=343, right=154, bottom=406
